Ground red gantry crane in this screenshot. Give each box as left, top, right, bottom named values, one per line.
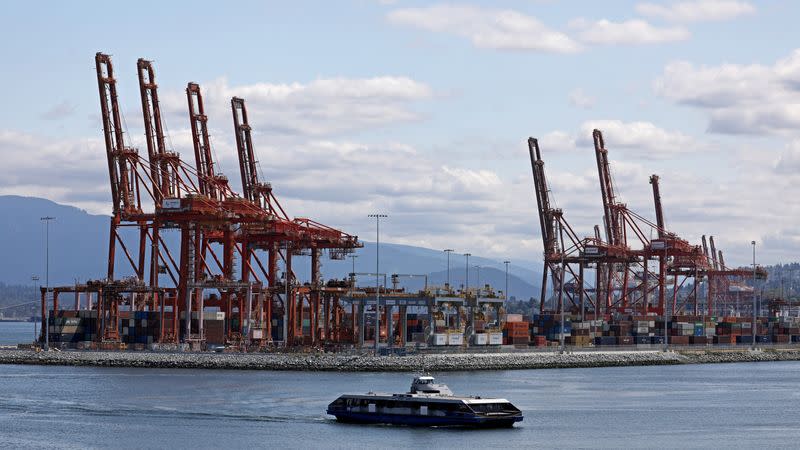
left=41, top=53, right=362, bottom=350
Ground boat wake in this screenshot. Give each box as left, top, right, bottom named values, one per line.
left=0, top=396, right=327, bottom=424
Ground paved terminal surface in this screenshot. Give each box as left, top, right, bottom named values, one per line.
left=2, top=348, right=800, bottom=371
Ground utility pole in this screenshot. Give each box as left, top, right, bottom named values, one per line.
left=40, top=216, right=55, bottom=351
left=369, top=214, right=387, bottom=354
left=444, top=249, right=454, bottom=292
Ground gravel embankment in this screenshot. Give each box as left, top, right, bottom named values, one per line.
left=2, top=348, right=798, bottom=371
left=0, top=350, right=800, bottom=372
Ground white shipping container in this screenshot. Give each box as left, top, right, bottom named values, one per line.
left=433, top=334, right=447, bottom=346
left=488, top=332, right=503, bottom=345
left=162, top=198, right=181, bottom=209
left=448, top=333, right=464, bottom=346
left=473, top=333, right=488, bottom=345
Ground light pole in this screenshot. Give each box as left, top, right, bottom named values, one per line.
left=444, top=249, right=454, bottom=292
left=349, top=255, right=358, bottom=287
left=752, top=240, right=756, bottom=349
left=663, top=247, right=669, bottom=351
left=504, top=261, right=510, bottom=301
left=41, top=216, right=55, bottom=351
left=284, top=266, right=290, bottom=346
left=369, top=214, right=387, bottom=354
left=31, top=275, right=39, bottom=343
left=464, top=253, right=471, bottom=295
left=559, top=250, right=565, bottom=352
left=475, top=265, right=481, bottom=296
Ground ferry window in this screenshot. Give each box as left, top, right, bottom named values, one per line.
left=332, top=399, right=345, bottom=407
left=470, top=403, right=515, bottom=413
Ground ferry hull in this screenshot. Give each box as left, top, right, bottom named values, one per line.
left=329, top=411, right=522, bottom=428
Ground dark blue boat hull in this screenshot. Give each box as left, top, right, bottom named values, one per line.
left=328, top=410, right=523, bottom=428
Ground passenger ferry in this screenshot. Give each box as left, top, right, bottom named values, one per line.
left=326, top=376, right=523, bottom=427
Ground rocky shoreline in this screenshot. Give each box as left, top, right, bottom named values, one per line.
left=2, top=348, right=800, bottom=371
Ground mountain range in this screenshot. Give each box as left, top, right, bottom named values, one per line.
left=0, top=195, right=542, bottom=300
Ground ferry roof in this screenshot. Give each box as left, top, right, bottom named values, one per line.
left=336, top=393, right=511, bottom=404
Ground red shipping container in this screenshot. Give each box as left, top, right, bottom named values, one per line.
left=670, top=336, right=689, bottom=345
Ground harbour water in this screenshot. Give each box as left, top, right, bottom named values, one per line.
left=0, top=321, right=35, bottom=346
left=1, top=357, right=799, bottom=448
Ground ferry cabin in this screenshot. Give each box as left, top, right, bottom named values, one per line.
left=328, top=394, right=522, bottom=426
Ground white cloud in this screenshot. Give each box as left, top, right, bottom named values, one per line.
left=568, top=88, right=595, bottom=109
left=387, top=5, right=581, bottom=53
left=636, top=0, right=755, bottom=23
left=536, top=119, right=701, bottom=158
left=159, top=76, right=433, bottom=137
left=0, top=130, right=109, bottom=212
left=578, top=120, right=698, bottom=154
left=655, top=49, right=800, bottom=135
left=231, top=138, right=533, bottom=256
left=526, top=134, right=800, bottom=265
left=538, top=130, right=578, bottom=154
left=570, top=18, right=690, bottom=45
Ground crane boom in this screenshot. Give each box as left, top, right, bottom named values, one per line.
left=232, top=97, right=257, bottom=203
left=528, top=138, right=557, bottom=255
left=649, top=174, right=665, bottom=238
left=137, top=58, right=170, bottom=204
left=232, top=97, right=273, bottom=213
left=187, top=82, right=228, bottom=200
left=709, top=236, right=719, bottom=270
left=593, top=129, right=621, bottom=246
left=95, top=52, right=138, bottom=215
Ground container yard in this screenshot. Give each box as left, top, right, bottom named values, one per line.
left=28, top=52, right=799, bottom=355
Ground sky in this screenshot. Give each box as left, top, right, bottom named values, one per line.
left=1, top=0, right=799, bottom=268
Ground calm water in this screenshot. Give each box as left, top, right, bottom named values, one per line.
left=1, top=359, right=799, bottom=449
left=0, top=321, right=36, bottom=345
